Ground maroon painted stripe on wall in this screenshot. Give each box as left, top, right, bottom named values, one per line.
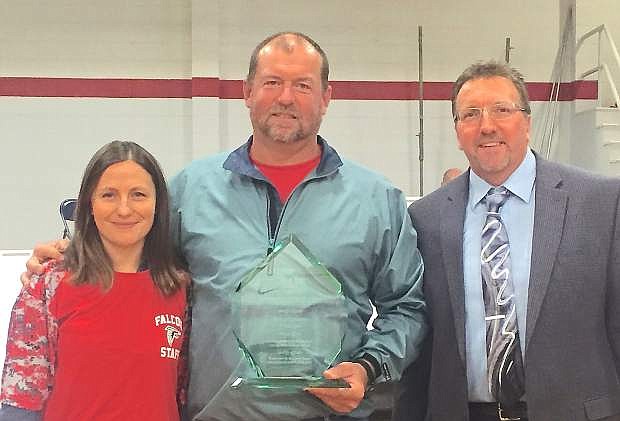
left=0, top=77, right=191, bottom=98
left=0, top=77, right=598, bottom=100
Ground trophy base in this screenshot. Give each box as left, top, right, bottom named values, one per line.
left=230, top=376, right=350, bottom=390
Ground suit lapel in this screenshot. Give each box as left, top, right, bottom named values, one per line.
left=440, top=175, right=469, bottom=364
left=525, top=157, right=567, bottom=349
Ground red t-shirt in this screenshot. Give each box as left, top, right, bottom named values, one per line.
left=253, top=155, right=321, bottom=202
left=42, top=271, right=186, bottom=421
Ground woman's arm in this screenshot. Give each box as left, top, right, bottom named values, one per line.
left=1, top=261, right=63, bottom=414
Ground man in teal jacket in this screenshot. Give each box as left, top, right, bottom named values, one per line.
left=171, top=31, right=427, bottom=421
left=23, top=32, right=427, bottom=421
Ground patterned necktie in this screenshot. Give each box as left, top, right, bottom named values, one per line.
left=481, top=186, right=525, bottom=407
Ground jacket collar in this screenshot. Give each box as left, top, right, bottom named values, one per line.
left=525, top=151, right=566, bottom=349
left=222, top=135, right=343, bottom=180
left=439, top=171, right=469, bottom=364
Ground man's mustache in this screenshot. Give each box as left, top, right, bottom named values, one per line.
left=268, top=106, right=299, bottom=118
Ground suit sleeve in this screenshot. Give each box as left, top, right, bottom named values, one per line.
left=392, top=333, right=431, bottom=421
left=355, top=187, right=428, bottom=383
left=607, top=184, right=620, bottom=375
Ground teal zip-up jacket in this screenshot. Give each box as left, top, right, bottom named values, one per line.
left=169, top=136, right=427, bottom=421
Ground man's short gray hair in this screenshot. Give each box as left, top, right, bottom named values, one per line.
left=246, top=32, right=329, bottom=91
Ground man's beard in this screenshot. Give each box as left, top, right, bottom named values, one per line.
left=256, top=107, right=321, bottom=144
left=260, top=119, right=305, bottom=143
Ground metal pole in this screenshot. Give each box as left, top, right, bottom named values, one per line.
left=418, top=25, right=424, bottom=196
left=505, top=37, right=512, bottom=63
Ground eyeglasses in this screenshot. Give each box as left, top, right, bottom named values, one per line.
left=454, top=102, right=528, bottom=123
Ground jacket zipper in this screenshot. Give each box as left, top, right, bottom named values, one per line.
left=265, top=186, right=292, bottom=255
left=263, top=163, right=339, bottom=255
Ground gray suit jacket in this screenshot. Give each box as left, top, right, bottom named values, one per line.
left=393, top=154, right=620, bottom=421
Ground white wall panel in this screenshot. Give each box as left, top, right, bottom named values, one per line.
left=217, top=99, right=254, bottom=150
left=1, top=0, right=191, bottom=77
left=211, top=0, right=559, bottom=81
left=321, top=100, right=465, bottom=194
left=192, top=0, right=219, bottom=76
left=0, top=98, right=191, bottom=249
left=192, top=97, right=224, bottom=157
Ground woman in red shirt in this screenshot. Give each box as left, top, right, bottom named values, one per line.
left=0, top=141, right=189, bottom=421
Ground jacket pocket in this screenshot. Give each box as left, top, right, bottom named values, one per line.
left=584, top=394, right=620, bottom=420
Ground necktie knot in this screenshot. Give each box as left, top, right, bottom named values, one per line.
left=484, top=186, right=510, bottom=213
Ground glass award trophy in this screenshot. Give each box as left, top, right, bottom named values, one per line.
left=230, top=234, right=349, bottom=391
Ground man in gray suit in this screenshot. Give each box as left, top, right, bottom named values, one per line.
left=393, top=60, right=620, bottom=421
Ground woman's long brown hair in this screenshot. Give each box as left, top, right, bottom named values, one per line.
left=63, top=140, right=185, bottom=294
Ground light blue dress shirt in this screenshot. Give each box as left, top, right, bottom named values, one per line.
left=464, top=149, right=536, bottom=402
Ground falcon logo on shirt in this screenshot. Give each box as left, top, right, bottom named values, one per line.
left=165, top=325, right=182, bottom=346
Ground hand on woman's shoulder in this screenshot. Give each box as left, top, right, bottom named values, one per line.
left=26, top=260, right=69, bottom=297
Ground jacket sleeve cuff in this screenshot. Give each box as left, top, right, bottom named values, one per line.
left=352, top=353, right=381, bottom=386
